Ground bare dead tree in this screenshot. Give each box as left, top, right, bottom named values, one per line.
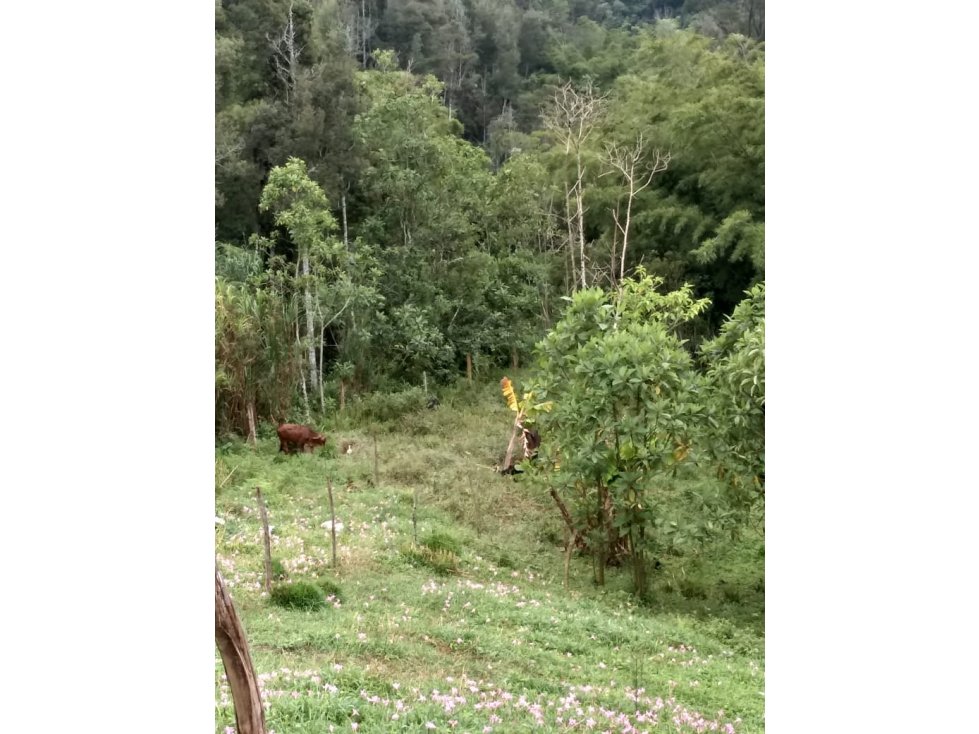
left=602, top=133, right=671, bottom=283
left=268, top=3, right=304, bottom=105
left=541, top=80, right=608, bottom=290
left=216, top=139, right=245, bottom=170
left=336, top=0, right=378, bottom=67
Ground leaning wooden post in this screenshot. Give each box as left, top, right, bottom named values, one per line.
left=327, top=478, right=338, bottom=569
left=256, top=488, right=273, bottom=594
left=215, top=567, right=267, bottom=734
left=502, top=411, right=524, bottom=474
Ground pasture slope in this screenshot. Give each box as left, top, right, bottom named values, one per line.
left=215, top=379, right=765, bottom=734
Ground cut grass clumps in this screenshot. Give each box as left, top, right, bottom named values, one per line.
left=270, top=581, right=327, bottom=610
left=401, top=542, right=460, bottom=575
left=421, top=530, right=463, bottom=555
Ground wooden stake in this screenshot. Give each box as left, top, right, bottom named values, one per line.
left=255, top=488, right=273, bottom=594
left=327, top=478, right=337, bottom=568
left=372, top=432, right=379, bottom=487
left=215, top=567, right=267, bottom=734
left=466, top=353, right=473, bottom=383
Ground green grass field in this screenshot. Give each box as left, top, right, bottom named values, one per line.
left=215, top=379, right=765, bottom=733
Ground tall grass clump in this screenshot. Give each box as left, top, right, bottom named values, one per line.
left=270, top=581, right=327, bottom=610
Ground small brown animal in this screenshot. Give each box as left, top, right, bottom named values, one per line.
left=277, top=423, right=328, bottom=454
left=340, top=440, right=355, bottom=455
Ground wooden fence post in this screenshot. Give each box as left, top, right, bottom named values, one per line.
left=256, top=488, right=273, bottom=594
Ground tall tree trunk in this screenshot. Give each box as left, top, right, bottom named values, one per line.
left=574, top=158, right=587, bottom=290
left=360, top=0, right=368, bottom=69
left=610, top=214, right=619, bottom=289
left=296, top=318, right=311, bottom=422
left=215, top=568, right=267, bottom=734
left=466, top=353, right=473, bottom=383
left=341, top=191, right=349, bottom=249
left=318, top=310, right=326, bottom=413
left=620, top=179, right=634, bottom=282
left=302, top=252, right=318, bottom=394
left=565, top=186, right=576, bottom=293
left=295, top=262, right=311, bottom=421
left=339, top=379, right=346, bottom=412
left=549, top=487, right=576, bottom=537
left=630, top=527, right=647, bottom=597
left=511, top=347, right=519, bottom=370
left=246, top=401, right=257, bottom=447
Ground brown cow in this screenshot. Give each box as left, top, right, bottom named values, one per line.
left=277, top=423, right=328, bottom=454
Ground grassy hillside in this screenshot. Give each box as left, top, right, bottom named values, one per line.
left=215, top=379, right=765, bottom=733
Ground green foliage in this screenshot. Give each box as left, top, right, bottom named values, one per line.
left=270, top=581, right=328, bottom=610
left=215, top=384, right=764, bottom=734
left=347, top=387, right=428, bottom=424
left=214, top=0, right=764, bottom=446
left=531, top=273, right=719, bottom=594
left=271, top=558, right=288, bottom=580
left=701, top=282, right=765, bottom=496
left=215, top=271, right=301, bottom=435
left=400, top=543, right=461, bottom=575
left=595, top=27, right=765, bottom=318
left=421, top=530, right=463, bottom=556
left=259, top=157, right=342, bottom=258
left=315, top=577, right=344, bottom=602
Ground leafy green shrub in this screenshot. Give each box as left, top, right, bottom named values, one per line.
left=421, top=531, right=462, bottom=556
left=270, top=581, right=327, bottom=610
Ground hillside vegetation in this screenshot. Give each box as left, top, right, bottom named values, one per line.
left=215, top=378, right=764, bottom=733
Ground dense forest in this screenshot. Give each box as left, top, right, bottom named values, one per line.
left=215, top=0, right=764, bottom=437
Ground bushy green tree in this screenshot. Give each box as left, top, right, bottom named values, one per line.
left=215, top=255, right=301, bottom=438
left=530, top=270, right=711, bottom=594
left=701, top=282, right=765, bottom=505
